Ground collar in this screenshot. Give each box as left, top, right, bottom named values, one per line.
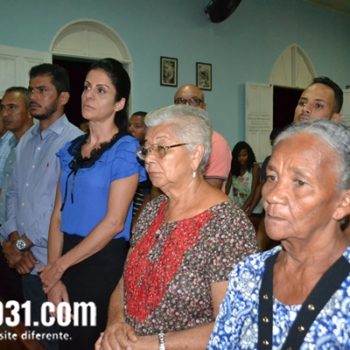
left=31, top=114, right=69, bottom=138
left=0, top=131, right=14, bottom=143
left=8, top=134, right=17, bottom=147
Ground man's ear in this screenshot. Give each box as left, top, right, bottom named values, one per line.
left=331, top=112, right=342, bottom=123
left=59, top=91, right=70, bottom=106
left=333, top=189, right=350, bottom=221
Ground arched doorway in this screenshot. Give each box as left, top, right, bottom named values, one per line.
left=49, top=20, right=132, bottom=126
left=245, top=44, right=316, bottom=161
left=270, top=44, right=316, bottom=129
left=269, top=44, right=316, bottom=88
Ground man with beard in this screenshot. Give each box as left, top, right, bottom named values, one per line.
left=1, top=64, right=82, bottom=350
left=293, top=76, right=343, bottom=123
left=257, top=76, right=344, bottom=251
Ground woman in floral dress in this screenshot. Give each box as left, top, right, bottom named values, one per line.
left=96, top=104, right=258, bottom=350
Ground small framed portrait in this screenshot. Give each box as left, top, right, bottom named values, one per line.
left=160, top=56, right=178, bottom=87
left=196, top=62, right=212, bottom=91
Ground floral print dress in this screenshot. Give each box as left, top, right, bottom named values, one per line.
left=123, top=195, right=258, bottom=336
left=208, top=246, right=350, bottom=349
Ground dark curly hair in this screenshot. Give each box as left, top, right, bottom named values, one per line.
left=230, top=141, right=257, bottom=177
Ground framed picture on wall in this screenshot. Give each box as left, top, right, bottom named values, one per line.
left=196, top=62, right=212, bottom=91
left=160, top=56, right=178, bottom=87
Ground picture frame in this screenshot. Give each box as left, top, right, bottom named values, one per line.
left=160, top=56, right=178, bottom=87
left=196, top=62, right=212, bottom=91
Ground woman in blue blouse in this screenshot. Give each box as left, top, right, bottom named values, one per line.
left=40, top=58, right=145, bottom=349
left=208, top=120, right=350, bottom=349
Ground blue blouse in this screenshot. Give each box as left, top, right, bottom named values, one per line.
left=208, top=246, right=350, bottom=349
left=58, top=134, right=146, bottom=240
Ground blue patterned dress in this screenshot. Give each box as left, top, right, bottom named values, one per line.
left=208, top=246, right=350, bottom=349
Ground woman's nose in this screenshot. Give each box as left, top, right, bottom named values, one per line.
left=263, top=179, right=286, bottom=205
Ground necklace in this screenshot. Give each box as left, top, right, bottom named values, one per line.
left=258, top=252, right=350, bottom=350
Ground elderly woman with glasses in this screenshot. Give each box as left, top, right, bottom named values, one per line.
left=96, top=105, right=258, bottom=350
left=208, top=120, right=350, bottom=349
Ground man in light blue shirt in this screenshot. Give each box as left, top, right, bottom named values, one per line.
left=0, top=97, right=14, bottom=186
left=0, top=130, right=14, bottom=188
left=0, top=87, right=33, bottom=305
left=0, top=87, right=33, bottom=226
left=1, top=64, right=82, bottom=350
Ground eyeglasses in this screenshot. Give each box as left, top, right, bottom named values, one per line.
left=174, top=96, right=203, bottom=107
left=137, top=143, right=188, bottom=160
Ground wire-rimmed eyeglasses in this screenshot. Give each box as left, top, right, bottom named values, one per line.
left=174, top=96, right=203, bottom=107
left=137, top=143, right=189, bottom=160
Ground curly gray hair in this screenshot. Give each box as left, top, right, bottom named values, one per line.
left=145, top=104, right=212, bottom=173
left=274, top=120, right=350, bottom=190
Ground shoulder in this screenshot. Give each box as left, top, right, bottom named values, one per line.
left=16, top=125, right=37, bottom=149
left=57, top=134, right=85, bottom=159
left=143, top=194, right=166, bottom=213
left=230, top=246, right=281, bottom=281
left=136, top=194, right=166, bottom=223
left=343, top=245, right=350, bottom=263
left=209, top=201, right=249, bottom=222
left=205, top=201, right=259, bottom=245
left=115, top=134, right=139, bottom=149
left=62, top=120, right=83, bottom=138
left=107, top=134, right=140, bottom=160
left=211, top=130, right=231, bottom=151
left=131, top=194, right=167, bottom=243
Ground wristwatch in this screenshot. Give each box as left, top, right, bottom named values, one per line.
left=15, top=239, right=28, bottom=251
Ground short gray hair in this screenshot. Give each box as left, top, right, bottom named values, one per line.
left=145, top=104, right=212, bottom=172
left=274, top=120, right=350, bottom=190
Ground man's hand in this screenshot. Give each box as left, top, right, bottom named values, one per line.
left=2, top=239, right=23, bottom=268
left=15, top=251, right=37, bottom=274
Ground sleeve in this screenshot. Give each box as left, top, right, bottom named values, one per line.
left=207, top=265, right=240, bottom=349
left=23, top=154, right=62, bottom=248
left=56, top=140, right=70, bottom=160
left=25, top=204, right=55, bottom=248
left=1, top=152, right=19, bottom=237
left=205, top=131, right=232, bottom=180
left=205, top=205, right=259, bottom=282
left=111, top=137, right=146, bottom=182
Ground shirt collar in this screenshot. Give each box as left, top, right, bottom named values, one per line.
left=0, top=131, right=14, bottom=143
left=8, top=134, right=17, bottom=147
left=31, top=114, right=69, bottom=138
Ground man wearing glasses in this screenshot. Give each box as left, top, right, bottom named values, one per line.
left=174, top=83, right=231, bottom=191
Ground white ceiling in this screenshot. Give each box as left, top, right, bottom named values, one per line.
left=307, top=0, right=350, bottom=16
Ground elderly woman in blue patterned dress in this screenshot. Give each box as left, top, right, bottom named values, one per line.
left=96, top=104, right=258, bottom=350
left=208, top=120, right=350, bottom=349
